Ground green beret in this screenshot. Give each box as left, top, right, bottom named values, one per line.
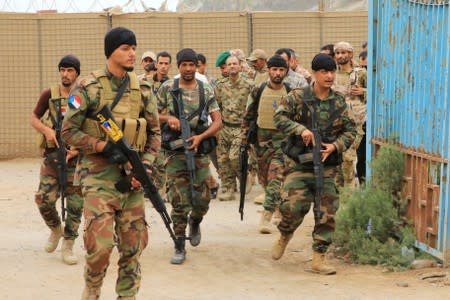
left=215, top=51, right=231, bottom=67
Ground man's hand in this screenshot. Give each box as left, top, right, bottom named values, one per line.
left=301, top=129, right=315, bottom=146
left=321, top=143, right=336, bottom=162
left=66, top=149, right=79, bottom=162
left=44, top=128, right=59, bottom=148
left=351, top=85, right=365, bottom=96
left=167, top=116, right=180, bottom=131
left=187, top=135, right=203, bottom=152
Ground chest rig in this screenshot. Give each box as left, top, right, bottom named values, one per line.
left=82, top=70, right=147, bottom=152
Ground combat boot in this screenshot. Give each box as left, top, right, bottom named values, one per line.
left=259, top=210, right=273, bottom=234
left=170, top=236, right=186, bottom=265
left=219, top=190, right=235, bottom=201
left=272, top=208, right=282, bottom=226
left=253, top=192, right=265, bottom=205
left=188, top=216, right=202, bottom=247
left=61, top=239, right=78, bottom=265
left=45, top=225, right=63, bottom=253
left=310, top=251, right=336, bottom=275
left=271, top=233, right=293, bottom=260
left=81, top=286, right=100, bottom=300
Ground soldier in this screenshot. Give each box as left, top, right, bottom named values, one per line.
left=30, top=54, right=84, bottom=265
left=320, top=44, right=335, bottom=59
left=241, top=55, right=290, bottom=233
left=275, top=48, right=309, bottom=89
left=215, top=55, right=255, bottom=201
left=289, top=49, right=312, bottom=83
left=138, top=50, right=157, bottom=80
left=333, top=42, right=367, bottom=187
left=197, top=53, right=216, bottom=87
left=145, top=51, right=172, bottom=196
left=62, top=27, right=160, bottom=300
left=157, top=48, right=222, bottom=264
left=247, top=48, right=268, bottom=86
left=215, top=50, right=230, bottom=80
left=272, top=53, right=356, bottom=275
left=230, top=48, right=254, bottom=79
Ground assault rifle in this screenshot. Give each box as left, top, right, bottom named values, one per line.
left=51, top=97, right=67, bottom=221
left=95, top=105, right=180, bottom=249
left=304, top=87, right=324, bottom=231
left=170, top=87, right=197, bottom=204
left=238, top=120, right=257, bottom=220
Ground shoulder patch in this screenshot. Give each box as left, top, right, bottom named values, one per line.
left=79, top=75, right=98, bottom=88
left=68, top=95, right=81, bottom=109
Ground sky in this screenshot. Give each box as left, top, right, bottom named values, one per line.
left=0, top=0, right=179, bottom=13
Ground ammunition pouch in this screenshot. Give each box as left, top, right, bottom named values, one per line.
left=281, top=135, right=342, bottom=166
left=195, top=123, right=217, bottom=155
left=161, top=123, right=181, bottom=151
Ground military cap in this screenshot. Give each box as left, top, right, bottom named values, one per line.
left=215, top=51, right=231, bottom=67
left=334, top=41, right=354, bottom=53
left=141, top=51, right=156, bottom=62
left=247, top=49, right=267, bottom=61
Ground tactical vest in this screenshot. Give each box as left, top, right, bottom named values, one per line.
left=38, top=84, right=67, bottom=149
left=334, top=68, right=366, bottom=124
left=257, top=85, right=288, bottom=130
left=81, top=70, right=148, bottom=152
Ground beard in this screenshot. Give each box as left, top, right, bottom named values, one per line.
left=124, top=66, right=134, bottom=72
left=270, top=76, right=283, bottom=84
left=61, top=80, right=72, bottom=88
left=181, top=73, right=195, bottom=82
left=337, top=58, right=349, bottom=65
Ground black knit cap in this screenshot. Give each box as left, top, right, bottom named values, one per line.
left=104, top=27, right=137, bottom=58
left=311, top=53, right=336, bottom=71
left=176, top=48, right=198, bottom=67
left=267, top=55, right=288, bottom=69
left=58, top=54, right=80, bottom=74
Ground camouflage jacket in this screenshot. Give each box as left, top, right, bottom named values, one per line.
left=274, top=86, right=356, bottom=155
left=214, top=74, right=254, bottom=124
left=61, top=68, right=161, bottom=164
left=284, top=69, right=309, bottom=90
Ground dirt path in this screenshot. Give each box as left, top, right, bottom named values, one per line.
left=0, top=158, right=448, bottom=300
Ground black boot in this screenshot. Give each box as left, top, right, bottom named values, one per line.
left=170, top=236, right=186, bottom=265
left=188, top=216, right=202, bottom=247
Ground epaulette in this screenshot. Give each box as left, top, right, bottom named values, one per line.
left=78, top=74, right=98, bottom=89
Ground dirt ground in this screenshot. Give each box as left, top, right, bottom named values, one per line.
left=1, top=158, right=449, bottom=300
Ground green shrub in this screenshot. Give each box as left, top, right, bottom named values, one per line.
left=334, top=144, right=417, bottom=270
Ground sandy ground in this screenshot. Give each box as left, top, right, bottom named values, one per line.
left=0, top=158, right=449, bottom=300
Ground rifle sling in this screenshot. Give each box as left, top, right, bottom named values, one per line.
left=110, top=75, right=129, bottom=111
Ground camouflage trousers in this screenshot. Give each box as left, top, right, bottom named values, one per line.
left=336, top=126, right=364, bottom=188
left=278, top=160, right=339, bottom=253
left=34, top=153, right=83, bottom=240
left=166, top=152, right=212, bottom=236
left=217, top=125, right=241, bottom=191
left=255, top=144, right=285, bottom=212
left=152, top=150, right=167, bottom=195
left=80, top=161, right=148, bottom=298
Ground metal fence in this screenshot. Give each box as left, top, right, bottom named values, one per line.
left=0, top=11, right=367, bottom=158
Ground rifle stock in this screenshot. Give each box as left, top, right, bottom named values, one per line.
left=95, top=104, right=180, bottom=248
left=51, top=97, right=68, bottom=221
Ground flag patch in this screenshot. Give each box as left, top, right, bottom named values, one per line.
left=68, top=95, right=81, bottom=109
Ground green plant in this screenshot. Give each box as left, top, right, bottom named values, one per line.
left=334, top=144, right=418, bottom=269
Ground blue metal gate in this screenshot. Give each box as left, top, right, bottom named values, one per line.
left=368, top=0, right=450, bottom=262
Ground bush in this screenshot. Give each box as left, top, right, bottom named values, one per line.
left=334, top=144, right=417, bottom=270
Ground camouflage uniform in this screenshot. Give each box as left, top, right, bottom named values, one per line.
left=284, top=69, right=309, bottom=89
left=333, top=67, right=367, bottom=187
left=33, top=87, right=83, bottom=241
left=273, top=86, right=356, bottom=253
left=62, top=68, right=160, bottom=298
left=215, top=74, right=254, bottom=196
left=143, top=74, right=170, bottom=195
left=241, top=81, right=289, bottom=212
left=157, top=79, right=220, bottom=235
